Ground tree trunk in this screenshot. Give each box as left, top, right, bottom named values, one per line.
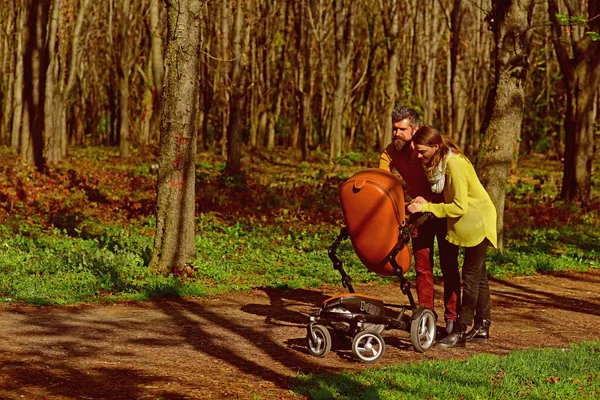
left=150, top=0, right=205, bottom=274
left=226, top=0, right=245, bottom=175
left=218, top=0, right=231, bottom=157
left=1, top=6, right=15, bottom=146
left=477, top=0, right=535, bottom=250
left=448, top=0, right=463, bottom=142
left=266, top=0, right=290, bottom=151
left=150, top=0, right=164, bottom=144
left=119, top=73, right=130, bottom=158
left=294, top=0, right=311, bottom=160
left=330, top=0, right=354, bottom=161
left=548, top=0, right=600, bottom=203
left=43, top=0, right=61, bottom=164
left=23, top=0, right=49, bottom=169
left=118, top=0, right=132, bottom=158
left=11, top=4, right=25, bottom=151
left=381, top=1, right=400, bottom=150
left=422, top=0, right=446, bottom=125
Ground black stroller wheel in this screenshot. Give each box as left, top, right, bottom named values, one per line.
left=352, top=331, right=386, bottom=363
left=307, top=324, right=332, bottom=357
left=410, top=307, right=436, bottom=353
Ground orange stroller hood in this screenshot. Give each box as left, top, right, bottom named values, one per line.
left=340, top=169, right=412, bottom=275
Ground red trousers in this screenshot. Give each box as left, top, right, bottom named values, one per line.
left=411, top=215, right=460, bottom=322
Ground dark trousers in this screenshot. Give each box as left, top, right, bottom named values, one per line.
left=411, top=216, right=460, bottom=321
left=455, top=238, right=491, bottom=331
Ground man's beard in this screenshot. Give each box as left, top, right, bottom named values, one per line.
left=393, top=138, right=407, bottom=151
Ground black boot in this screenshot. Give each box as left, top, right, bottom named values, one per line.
left=465, top=319, right=490, bottom=342
left=435, top=329, right=466, bottom=349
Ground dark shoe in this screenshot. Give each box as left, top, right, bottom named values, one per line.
left=465, top=319, right=490, bottom=342
left=435, top=330, right=466, bottom=349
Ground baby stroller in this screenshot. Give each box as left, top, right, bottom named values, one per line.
left=306, top=169, right=436, bottom=363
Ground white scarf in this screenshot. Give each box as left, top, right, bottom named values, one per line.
left=427, top=149, right=454, bottom=193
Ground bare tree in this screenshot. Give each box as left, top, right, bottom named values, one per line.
left=23, top=0, right=50, bottom=168
left=477, top=0, right=536, bottom=249
left=150, top=0, right=205, bottom=274
left=548, top=0, right=600, bottom=202
left=421, top=0, right=448, bottom=125
left=0, top=3, right=16, bottom=145
left=149, top=0, right=165, bottom=143
left=43, top=0, right=92, bottom=163
left=293, top=0, right=312, bottom=160
left=330, top=0, right=355, bottom=161
left=380, top=0, right=401, bottom=150
left=225, top=0, right=246, bottom=175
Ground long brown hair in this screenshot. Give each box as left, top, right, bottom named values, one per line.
left=412, top=125, right=463, bottom=172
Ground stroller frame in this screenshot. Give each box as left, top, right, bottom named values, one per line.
left=306, top=212, right=436, bottom=363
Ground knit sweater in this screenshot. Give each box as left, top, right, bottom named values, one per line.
left=421, top=155, right=498, bottom=248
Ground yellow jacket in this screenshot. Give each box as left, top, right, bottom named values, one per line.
left=421, top=155, right=498, bottom=248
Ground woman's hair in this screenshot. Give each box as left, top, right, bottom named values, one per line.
left=412, top=125, right=463, bottom=172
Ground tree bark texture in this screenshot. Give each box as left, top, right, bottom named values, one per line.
left=118, top=0, right=132, bottom=158
left=226, top=0, right=245, bottom=175
left=477, top=0, right=535, bottom=250
left=381, top=1, right=400, bottom=150
left=43, top=0, right=61, bottom=164
left=150, top=0, right=164, bottom=143
left=330, top=0, right=355, bottom=161
left=548, top=0, right=600, bottom=203
left=23, top=0, right=50, bottom=168
left=149, top=0, right=204, bottom=274
left=10, top=5, right=24, bottom=151
left=293, top=0, right=311, bottom=160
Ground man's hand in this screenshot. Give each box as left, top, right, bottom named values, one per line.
left=407, top=197, right=428, bottom=214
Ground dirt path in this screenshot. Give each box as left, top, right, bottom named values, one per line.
left=1, top=269, right=600, bottom=400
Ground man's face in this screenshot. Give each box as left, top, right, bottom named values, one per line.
left=392, top=119, right=417, bottom=151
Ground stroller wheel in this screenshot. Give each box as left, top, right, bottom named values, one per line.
left=307, top=324, right=332, bottom=357
left=410, top=307, right=436, bottom=353
left=352, top=331, right=386, bottom=363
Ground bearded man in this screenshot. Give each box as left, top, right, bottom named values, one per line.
left=379, top=107, right=460, bottom=336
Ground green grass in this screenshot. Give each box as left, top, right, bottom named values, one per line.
left=0, top=207, right=598, bottom=305
left=294, top=340, right=600, bottom=399
left=0, top=214, right=393, bottom=304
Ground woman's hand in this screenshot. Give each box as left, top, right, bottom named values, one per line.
left=407, top=198, right=427, bottom=214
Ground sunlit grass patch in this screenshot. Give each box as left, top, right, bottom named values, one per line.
left=294, top=340, right=600, bottom=399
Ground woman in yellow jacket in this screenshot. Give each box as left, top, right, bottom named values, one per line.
left=407, top=126, right=497, bottom=348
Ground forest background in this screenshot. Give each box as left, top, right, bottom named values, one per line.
left=0, top=0, right=599, bottom=302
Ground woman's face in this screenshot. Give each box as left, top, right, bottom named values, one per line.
left=415, top=143, right=438, bottom=164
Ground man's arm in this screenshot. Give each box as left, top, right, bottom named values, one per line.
left=379, top=148, right=393, bottom=171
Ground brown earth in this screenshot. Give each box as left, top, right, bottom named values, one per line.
left=1, top=269, right=600, bottom=400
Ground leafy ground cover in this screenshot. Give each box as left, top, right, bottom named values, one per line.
left=0, top=146, right=599, bottom=306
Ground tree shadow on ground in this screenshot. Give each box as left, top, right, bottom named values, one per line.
left=0, top=305, right=197, bottom=399
left=489, top=272, right=600, bottom=317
